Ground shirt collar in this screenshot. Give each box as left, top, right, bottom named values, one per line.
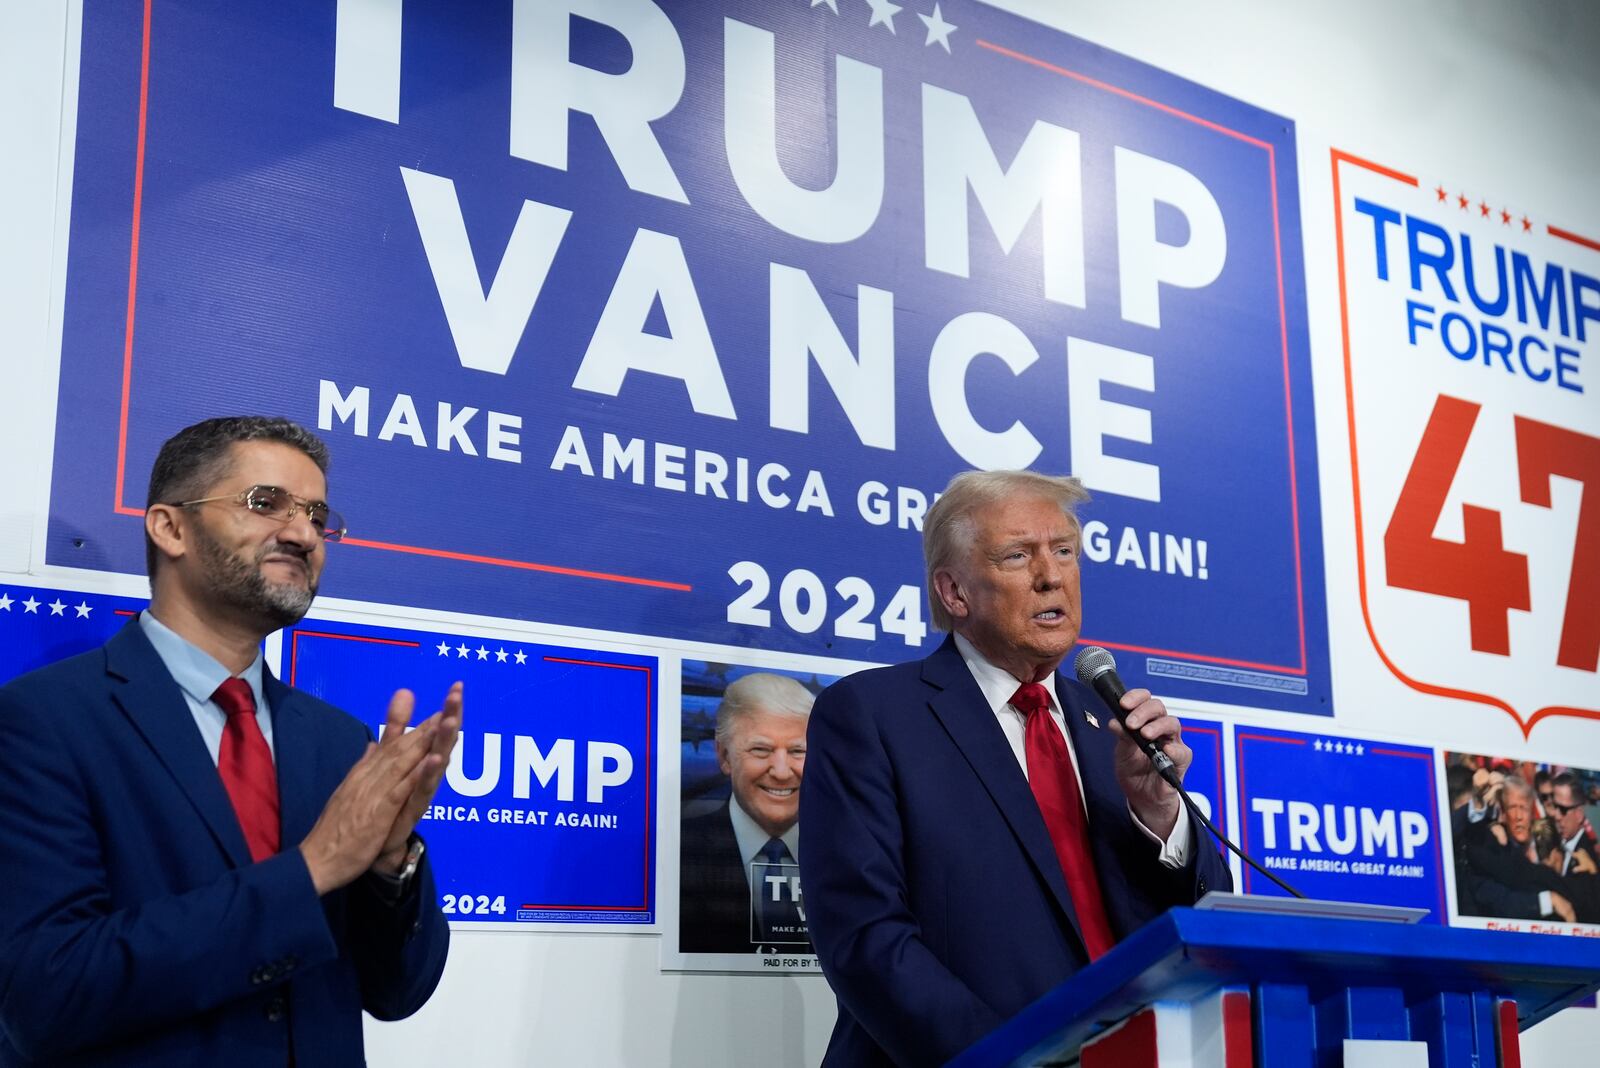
left=140, top=610, right=267, bottom=710
left=727, top=794, right=800, bottom=866
left=952, top=632, right=1062, bottom=719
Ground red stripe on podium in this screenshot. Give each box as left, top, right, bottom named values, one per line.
left=1222, top=990, right=1254, bottom=1068
left=1081, top=1008, right=1157, bottom=1067
left=1496, top=999, right=1521, bottom=1068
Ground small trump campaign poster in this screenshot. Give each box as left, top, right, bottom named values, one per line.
left=665, top=660, right=835, bottom=974
left=1236, top=726, right=1446, bottom=922
left=1445, top=751, right=1600, bottom=936
left=286, top=618, right=657, bottom=929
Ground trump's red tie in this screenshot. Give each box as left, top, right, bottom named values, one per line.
left=213, top=678, right=280, bottom=862
left=1012, top=681, right=1115, bottom=959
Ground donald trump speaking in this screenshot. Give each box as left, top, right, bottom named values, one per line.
left=799, top=470, right=1230, bottom=1066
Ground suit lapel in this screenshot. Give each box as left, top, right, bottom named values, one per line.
left=105, top=621, right=251, bottom=867
left=265, top=672, right=323, bottom=850
left=921, top=639, right=1083, bottom=944
left=1056, top=677, right=1123, bottom=827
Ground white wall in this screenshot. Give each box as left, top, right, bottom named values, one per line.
left=3, top=1, right=1596, bottom=1064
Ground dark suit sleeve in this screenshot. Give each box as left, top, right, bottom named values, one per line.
left=1457, top=868, right=1543, bottom=919
left=800, top=681, right=1005, bottom=1066
left=0, top=689, right=339, bottom=1060
left=1168, top=801, right=1231, bottom=902
left=346, top=845, right=450, bottom=1019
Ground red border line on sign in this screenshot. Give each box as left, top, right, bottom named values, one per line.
left=287, top=629, right=421, bottom=686
left=1079, top=636, right=1299, bottom=675
left=1368, top=747, right=1421, bottom=760
left=1330, top=148, right=1600, bottom=738
left=107, top=1, right=691, bottom=594
left=1548, top=225, right=1600, bottom=253
left=338, top=537, right=691, bottom=591
left=978, top=39, right=1308, bottom=677
left=112, top=0, right=155, bottom=519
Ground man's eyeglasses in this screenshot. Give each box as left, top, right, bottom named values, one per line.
left=172, top=485, right=347, bottom=542
left=1547, top=800, right=1585, bottom=816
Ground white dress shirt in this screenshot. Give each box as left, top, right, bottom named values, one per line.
left=952, top=633, right=1191, bottom=868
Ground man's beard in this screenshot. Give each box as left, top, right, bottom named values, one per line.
left=191, top=520, right=318, bottom=629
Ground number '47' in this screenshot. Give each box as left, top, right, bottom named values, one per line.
left=1384, top=394, right=1600, bottom=671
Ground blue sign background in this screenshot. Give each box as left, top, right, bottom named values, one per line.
left=49, top=0, right=1328, bottom=712
left=1236, top=727, right=1445, bottom=922
left=286, top=619, right=657, bottom=924
left=0, top=585, right=146, bottom=684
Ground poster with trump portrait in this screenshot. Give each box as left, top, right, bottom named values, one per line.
left=665, top=660, right=835, bottom=973
left=1446, top=751, right=1600, bottom=936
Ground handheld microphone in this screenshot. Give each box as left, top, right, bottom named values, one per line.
left=1074, top=646, right=1179, bottom=787
left=1071, top=645, right=1306, bottom=899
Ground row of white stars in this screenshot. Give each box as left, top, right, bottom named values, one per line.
left=0, top=593, right=93, bottom=618
left=437, top=639, right=529, bottom=665
left=1314, top=738, right=1365, bottom=755
left=812, top=0, right=958, bottom=53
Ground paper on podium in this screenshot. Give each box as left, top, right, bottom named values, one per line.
left=1195, top=890, right=1428, bottom=924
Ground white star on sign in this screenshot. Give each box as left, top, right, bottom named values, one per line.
left=49, top=599, right=66, bottom=616
left=496, top=648, right=508, bottom=663
left=0, top=593, right=12, bottom=611
left=22, top=596, right=40, bottom=613
left=456, top=643, right=470, bottom=658
left=918, top=3, right=956, bottom=51
left=1314, top=739, right=1324, bottom=752
left=864, top=0, right=901, bottom=33
left=436, top=640, right=451, bottom=656
left=1355, top=744, right=1365, bottom=756
left=514, top=650, right=528, bottom=665
left=75, top=602, right=92, bottom=618
left=811, top=0, right=838, bottom=12
left=476, top=646, right=489, bottom=661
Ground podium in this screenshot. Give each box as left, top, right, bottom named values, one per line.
left=950, top=906, right=1600, bottom=1067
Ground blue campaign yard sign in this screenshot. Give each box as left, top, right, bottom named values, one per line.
left=286, top=620, right=657, bottom=924
left=50, top=0, right=1328, bottom=713
left=0, top=585, right=147, bottom=685
left=1236, top=727, right=1446, bottom=922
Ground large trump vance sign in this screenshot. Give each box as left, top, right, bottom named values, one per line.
left=49, top=0, right=1328, bottom=712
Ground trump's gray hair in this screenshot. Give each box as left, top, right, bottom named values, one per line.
left=922, top=470, right=1090, bottom=632
left=714, top=672, right=815, bottom=747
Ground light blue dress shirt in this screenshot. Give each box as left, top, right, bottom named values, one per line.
left=139, top=610, right=275, bottom=764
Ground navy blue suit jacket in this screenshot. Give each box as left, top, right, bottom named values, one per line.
left=678, top=805, right=755, bottom=954
left=0, top=622, right=450, bottom=1066
left=798, top=637, right=1231, bottom=1067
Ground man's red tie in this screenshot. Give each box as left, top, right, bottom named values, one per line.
left=1012, top=682, right=1115, bottom=959
left=213, top=678, right=280, bottom=862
